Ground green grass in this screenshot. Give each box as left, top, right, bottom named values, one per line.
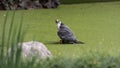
left=60, top=0, right=120, bottom=4
left=0, top=1, right=120, bottom=59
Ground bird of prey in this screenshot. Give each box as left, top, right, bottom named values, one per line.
left=55, top=19, right=84, bottom=44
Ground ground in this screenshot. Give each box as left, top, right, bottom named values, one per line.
left=0, top=1, right=120, bottom=58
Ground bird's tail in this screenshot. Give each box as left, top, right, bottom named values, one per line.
left=76, top=41, right=85, bottom=44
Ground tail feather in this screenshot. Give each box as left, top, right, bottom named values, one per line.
left=76, top=41, right=85, bottom=44
left=73, top=40, right=85, bottom=44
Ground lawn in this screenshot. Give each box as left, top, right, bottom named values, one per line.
left=0, top=1, right=120, bottom=59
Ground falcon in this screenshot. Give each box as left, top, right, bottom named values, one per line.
left=55, top=19, right=84, bottom=44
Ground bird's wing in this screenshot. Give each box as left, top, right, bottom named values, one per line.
left=57, top=25, right=77, bottom=41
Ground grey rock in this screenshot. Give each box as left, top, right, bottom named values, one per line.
left=8, top=41, right=52, bottom=59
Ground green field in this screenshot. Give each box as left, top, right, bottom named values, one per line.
left=0, top=1, right=120, bottom=59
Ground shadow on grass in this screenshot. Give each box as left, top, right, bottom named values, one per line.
left=46, top=41, right=85, bottom=44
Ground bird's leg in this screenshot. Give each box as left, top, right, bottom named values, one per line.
left=62, top=40, right=68, bottom=44
left=60, top=39, right=63, bottom=44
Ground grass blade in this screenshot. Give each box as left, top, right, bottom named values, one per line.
left=0, top=11, right=9, bottom=68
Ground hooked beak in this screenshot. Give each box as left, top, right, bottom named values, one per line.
left=56, top=19, right=60, bottom=24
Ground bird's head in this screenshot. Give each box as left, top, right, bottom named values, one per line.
left=55, top=19, right=64, bottom=29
